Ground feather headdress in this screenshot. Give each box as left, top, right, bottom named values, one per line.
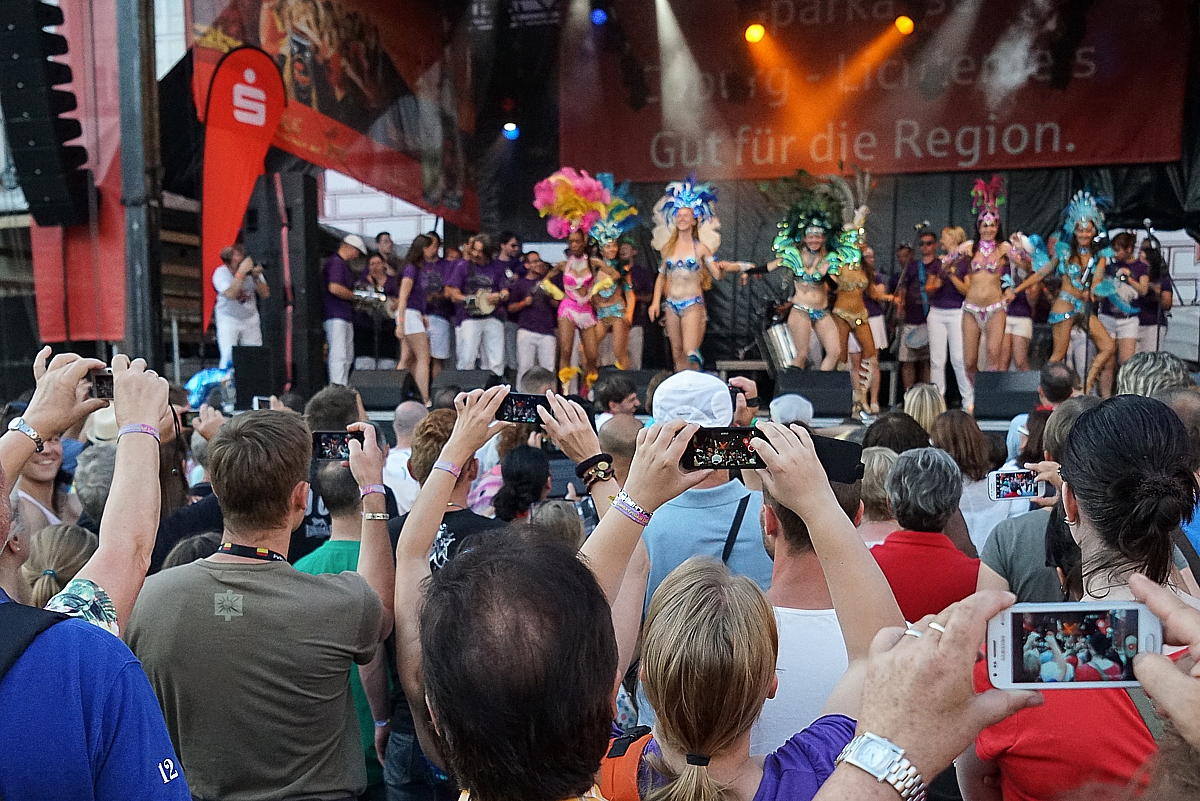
left=651, top=172, right=721, bottom=254
left=589, top=173, right=640, bottom=247
left=971, top=175, right=1006, bottom=225
left=763, top=171, right=844, bottom=256
left=533, top=168, right=611, bottom=240
left=1060, top=189, right=1109, bottom=240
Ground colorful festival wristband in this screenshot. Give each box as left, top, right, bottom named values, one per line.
left=610, top=490, right=652, bottom=527
left=117, top=423, right=161, bottom=443
left=359, top=484, right=386, bottom=498
left=433, top=460, right=462, bottom=480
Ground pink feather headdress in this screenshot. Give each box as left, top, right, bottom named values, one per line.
left=533, top=168, right=612, bottom=240
left=971, top=175, right=1006, bottom=225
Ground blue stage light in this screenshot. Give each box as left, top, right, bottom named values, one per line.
left=502, top=122, right=520, bottom=141
left=590, top=8, right=608, bottom=25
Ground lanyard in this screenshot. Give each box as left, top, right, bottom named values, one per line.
left=218, top=542, right=287, bottom=562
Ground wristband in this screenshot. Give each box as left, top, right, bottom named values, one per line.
left=118, top=423, right=161, bottom=443
left=575, top=453, right=613, bottom=479
left=363, top=512, right=390, bottom=521
left=359, top=484, right=386, bottom=498
left=610, top=490, right=651, bottom=527
left=433, top=460, right=462, bottom=479
left=374, top=719, right=391, bottom=728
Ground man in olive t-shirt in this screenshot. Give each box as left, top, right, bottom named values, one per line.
left=125, top=411, right=387, bottom=801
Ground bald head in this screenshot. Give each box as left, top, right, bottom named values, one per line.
left=599, top=415, right=643, bottom=486
left=393, top=401, right=429, bottom=447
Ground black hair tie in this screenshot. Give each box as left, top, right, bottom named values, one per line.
left=685, top=753, right=711, bottom=767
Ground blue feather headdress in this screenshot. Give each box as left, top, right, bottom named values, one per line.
left=589, top=173, right=640, bottom=246
left=1061, top=190, right=1109, bottom=240
left=659, top=172, right=718, bottom=224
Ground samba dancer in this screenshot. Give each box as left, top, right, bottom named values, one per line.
left=849, top=245, right=894, bottom=413
left=959, top=176, right=1013, bottom=380
left=1011, top=190, right=1118, bottom=394
left=589, top=175, right=640, bottom=370
left=648, top=173, right=737, bottom=371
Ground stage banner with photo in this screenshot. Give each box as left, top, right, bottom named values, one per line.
left=189, top=0, right=477, bottom=228
left=561, top=0, right=1190, bottom=181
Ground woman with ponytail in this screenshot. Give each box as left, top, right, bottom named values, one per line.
left=492, top=445, right=551, bottom=523
left=20, top=523, right=97, bottom=608
left=959, top=395, right=1199, bottom=801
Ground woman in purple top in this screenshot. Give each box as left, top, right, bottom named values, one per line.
left=1137, top=235, right=1172, bottom=353
left=1097, top=232, right=1150, bottom=396
left=924, top=227, right=974, bottom=411
left=1000, top=236, right=1039, bottom=372
left=352, top=252, right=400, bottom=368
left=396, top=234, right=437, bottom=402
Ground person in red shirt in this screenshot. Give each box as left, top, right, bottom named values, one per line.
left=871, top=447, right=980, bottom=621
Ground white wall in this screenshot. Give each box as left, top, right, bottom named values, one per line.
left=318, top=170, right=441, bottom=250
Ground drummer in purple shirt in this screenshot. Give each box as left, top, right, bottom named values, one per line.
left=507, top=251, right=561, bottom=383
left=892, top=238, right=933, bottom=389
left=923, top=227, right=974, bottom=410
left=445, top=233, right=511, bottom=375
left=1138, top=236, right=1172, bottom=353
left=322, top=234, right=367, bottom=385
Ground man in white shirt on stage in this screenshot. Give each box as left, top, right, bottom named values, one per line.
left=212, top=245, right=270, bottom=368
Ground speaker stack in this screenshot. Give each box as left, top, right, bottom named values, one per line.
left=773, top=369, right=854, bottom=419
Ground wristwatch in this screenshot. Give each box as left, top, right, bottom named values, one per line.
left=7, top=416, right=44, bottom=452
left=835, top=732, right=926, bottom=801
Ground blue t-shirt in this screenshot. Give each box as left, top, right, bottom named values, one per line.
left=0, top=602, right=190, bottom=801
left=1183, top=501, right=1200, bottom=556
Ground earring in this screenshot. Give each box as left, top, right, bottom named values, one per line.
left=1064, top=517, right=1077, bottom=526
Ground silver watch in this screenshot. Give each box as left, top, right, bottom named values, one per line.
left=835, top=732, right=926, bottom=801
left=6, top=416, right=44, bottom=452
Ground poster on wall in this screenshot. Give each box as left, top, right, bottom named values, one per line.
left=189, top=0, right=477, bottom=228
left=561, top=0, right=1189, bottom=181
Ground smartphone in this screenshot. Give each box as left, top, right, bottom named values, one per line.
left=312, top=430, right=365, bottom=461
left=251, top=396, right=272, bottom=411
left=497, top=392, right=550, bottom=425
left=682, top=427, right=765, bottom=470
left=988, top=468, right=1041, bottom=501
left=810, top=434, right=864, bottom=484
left=181, top=410, right=199, bottom=428
left=986, top=602, right=1161, bottom=689
left=89, top=368, right=114, bottom=400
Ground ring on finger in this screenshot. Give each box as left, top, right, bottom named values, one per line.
left=903, top=628, right=923, bottom=639
left=928, top=622, right=947, bottom=634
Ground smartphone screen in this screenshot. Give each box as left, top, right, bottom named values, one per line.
left=682, top=427, right=765, bottom=470
left=181, top=410, right=199, bottom=427
left=497, top=393, right=550, bottom=425
left=988, top=469, right=1041, bottom=500
left=988, top=602, right=1160, bottom=689
left=252, top=396, right=272, bottom=411
left=312, top=430, right=366, bottom=461
left=89, top=369, right=114, bottom=400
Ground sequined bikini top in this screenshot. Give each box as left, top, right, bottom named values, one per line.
left=666, top=257, right=701, bottom=273
left=971, top=240, right=1005, bottom=274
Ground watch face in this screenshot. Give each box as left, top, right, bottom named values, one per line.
left=857, top=739, right=895, bottom=772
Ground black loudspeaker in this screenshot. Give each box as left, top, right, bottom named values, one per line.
left=0, top=0, right=93, bottom=226
left=774, top=369, right=853, bottom=418
left=973, top=371, right=1040, bottom=420
left=595, top=367, right=660, bottom=408
left=430, top=369, right=501, bottom=395
left=350, top=370, right=421, bottom=410
left=232, top=346, right=278, bottom=410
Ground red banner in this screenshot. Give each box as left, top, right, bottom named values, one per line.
left=189, top=0, right=477, bottom=229
left=561, top=0, right=1190, bottom=181
left=201, top=46, right=286, bottom=330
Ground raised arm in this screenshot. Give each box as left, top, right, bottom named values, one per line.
left=73, top=355, right=171, bottom=631
left=538, top=392, right=619, bottom=519
left=349, top=421, right=394, bottom=640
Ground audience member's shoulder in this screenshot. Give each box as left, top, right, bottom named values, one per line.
left=37, top=615, right=142, bottom=668
left=295, top=566, right=376, bottom=604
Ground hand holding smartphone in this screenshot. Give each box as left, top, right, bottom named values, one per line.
left=88, top=368, right=114, bottom=400
left=681, top=427, right=765, bottom=470
left=312, top=430, right=366, bottom=461
left=987, top=602, right=1161, bottom=689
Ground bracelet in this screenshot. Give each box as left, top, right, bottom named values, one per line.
left=117, top=423, right=160, bottom=443
left=584, top=467, right=615, bottom=491
left=433, top=460, right=461, bottom=479
left=609, top=490, right=651, bottom=527
left=362, top=512, right=390, bottom=521
left=359, top=484, right=386, bottom=498
left=575, top=453, right=613, bottom=479
left=374, top=719, right=390, bottom=728
left=743, top=396, right=760, bottom=409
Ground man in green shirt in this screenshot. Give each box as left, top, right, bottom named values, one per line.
left=295, top=461, right=391, bottom=799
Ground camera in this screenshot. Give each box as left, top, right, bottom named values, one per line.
left=89, top=368, right=114, bottom=400
left=497, top=393, right=551, bottom=425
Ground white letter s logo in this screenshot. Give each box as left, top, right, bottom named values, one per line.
left=233, top=67, right=267, bottom=126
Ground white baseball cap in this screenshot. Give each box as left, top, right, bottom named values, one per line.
left=769, top=394, right=815, bottom=427
left=342, top=234, right=368, bottom=255
left=651, top=371, right=733, bottom=428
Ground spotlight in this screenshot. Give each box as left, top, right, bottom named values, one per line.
left=502, top=122, right=519, bottom=141
left=894, top=15, right=914, bottom=35
left=744, top=23, right=765, bottom=43
left=590, top=7, right=608, bottom=25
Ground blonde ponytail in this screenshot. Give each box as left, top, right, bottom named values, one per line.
left=21, top=523, right=97, bottom=607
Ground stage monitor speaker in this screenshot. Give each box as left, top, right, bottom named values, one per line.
left=430, top=370, right=502, bottom=395
left=0, top=0, right=93, bottom=226
left=350, top=370, right=421, bottom=410
left=233, top=346, right=277, bottom=410
left=973, top=371, right=1041, bottom=420
left=595, top=367, right=660, bottom=408
left=773, top=369, right=853, bottom=418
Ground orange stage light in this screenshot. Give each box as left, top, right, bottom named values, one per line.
left=744, top=23, right=765, bottom=44
left=894, top=15, right=914, bottom=35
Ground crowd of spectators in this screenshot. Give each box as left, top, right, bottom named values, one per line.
left=7, top=346, right=1200, bottom=801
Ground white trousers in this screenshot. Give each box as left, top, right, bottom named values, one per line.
left=216, top=314, right=262, bottom=369
left=927, top=306, right=973, bottom=409
left=504, top=320, right=520, bottom=370
left=517, top=329, right=557, bottom=383
left=456, top=317, right=505, bottom=374
left=323, top=318, right=354, bottom=385
left=1137, top=324, right=1168, bottom=353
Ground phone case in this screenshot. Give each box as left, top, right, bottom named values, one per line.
left=987, top=601, right=1161, bottom=689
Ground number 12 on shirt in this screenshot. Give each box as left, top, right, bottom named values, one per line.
left=987, top=601, right=1161, bottom=689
